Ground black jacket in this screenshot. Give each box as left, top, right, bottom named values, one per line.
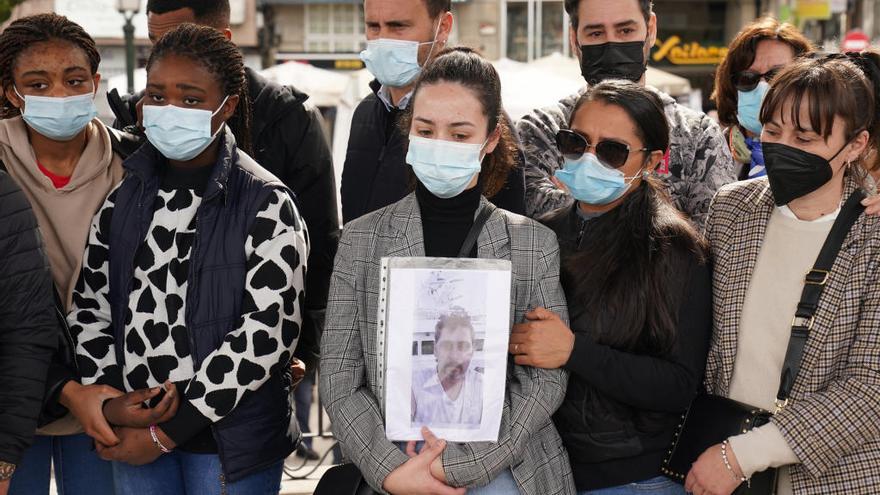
left=542, top=200, right=712, bottom=491
left=0, top=171, right=58, bottom=465
left=108, top=67, right=339, bottom=373
left=105, top=130, right=297, bottom=481
left=340, top=80, right=526, bottom=224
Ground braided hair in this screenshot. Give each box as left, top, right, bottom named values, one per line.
left=0, top=13, right=100, bottom=119
left=147, top=23, right=252, bottom=154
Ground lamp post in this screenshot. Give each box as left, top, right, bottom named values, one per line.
left=117, top=0, right=140, bottom=94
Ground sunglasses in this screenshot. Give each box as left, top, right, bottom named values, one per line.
left=556, top=129, right=648, bottom=169
left=732, top=67, right=781, bottom=92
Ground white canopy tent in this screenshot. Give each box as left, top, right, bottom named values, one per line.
left=528, top=52, right=693, bottom=100
left=260, top=61, right=354, bottom=108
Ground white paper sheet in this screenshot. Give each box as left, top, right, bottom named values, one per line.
left=381, top=257, right=512, bottom=443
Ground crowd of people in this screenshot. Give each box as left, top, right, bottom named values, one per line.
left=0, top=0, right=878, bottom=494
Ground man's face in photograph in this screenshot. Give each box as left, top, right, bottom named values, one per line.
left=435, top=324, right=474, bottom=385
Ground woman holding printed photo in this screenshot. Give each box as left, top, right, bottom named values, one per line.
left=321, top=47, right=575, bottom=495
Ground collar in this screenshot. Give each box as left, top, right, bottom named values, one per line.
left=377, top=84, right=414, bottom=111
left=124, top=127, right=237, bottom=203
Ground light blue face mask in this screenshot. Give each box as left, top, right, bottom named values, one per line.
left=406, top=135, right=486, bottom=199
left=360, top=22, right=440, bottom=87
left=14, top=88, right=97, bottom=142
left=737, top=80, right=770, bottom=136
left=554, top=153, right=642, bottom=205
left=142, top=97, right=229, bottom=162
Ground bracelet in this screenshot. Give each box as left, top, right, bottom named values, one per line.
left=0, top=461, right=15, bottom=481
left=720, top=440, right=748, bottom=485
left=149, top=425, right=173, bottom=454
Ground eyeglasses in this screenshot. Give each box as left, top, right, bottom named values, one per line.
left=732, top=67, right=781, bottom=92
left=555, top=129, right=648, bottom=169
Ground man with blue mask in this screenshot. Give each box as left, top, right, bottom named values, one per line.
left=341, top=0, right=526, bottom=223
left=517, top=0, right=737, bottom=229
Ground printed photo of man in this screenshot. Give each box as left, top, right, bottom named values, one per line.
left=411, top=310, right=483, bottom=427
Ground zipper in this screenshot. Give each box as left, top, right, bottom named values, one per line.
left=576, top=217, right=588, bottom=249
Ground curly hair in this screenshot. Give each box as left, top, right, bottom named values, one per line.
left=0, top=13, right=100, bottom=119
left=712, top=17, right=813, bottom=129
left=147, top=23, right=252, bottom=154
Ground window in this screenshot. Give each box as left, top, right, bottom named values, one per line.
left=504, top=0, right=568, bottom=62
left=305, top=4, right=366, bottom=53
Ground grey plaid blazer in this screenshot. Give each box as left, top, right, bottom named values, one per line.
left=704, top=176, right=880, bottom=493
left=320, top=193, right=575, bottom=494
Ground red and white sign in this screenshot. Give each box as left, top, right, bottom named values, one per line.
left=842, top=30, right=871, bottom=53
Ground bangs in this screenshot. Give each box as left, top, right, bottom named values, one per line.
left=760, top=57, right=870, bottom=141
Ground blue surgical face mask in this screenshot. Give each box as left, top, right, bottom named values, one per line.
left=737, top=80, right=770, bottom=136
left=14, top=87, right=97, bottom=142
left=360, top=21, right=440, bottom=87
left=554, top=153, right=642, bottom=205
left=142, top=97, right=229, bottom=162
left=406, top=135, right=486, bottom=199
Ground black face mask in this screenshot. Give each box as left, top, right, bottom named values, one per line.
left=762, top=142, right=848, bottom=206
left=578, top=41, right=648, bottom=85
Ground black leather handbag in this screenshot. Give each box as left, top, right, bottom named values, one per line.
left=661, top=190, right=866, bottom=494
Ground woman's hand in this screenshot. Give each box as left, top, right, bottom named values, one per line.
left=862, top=195, right=880, bottom=216
left=96, top=427, right=162, bottom=466
left=510, top=307, right=574, bottom=369
left=685, top=443, right=744, bottom=495
left=103, top=381, right=179, bottom=428
left=59, top=381, right=123, bottom=446
left=384, top=427, right=464, bottom=495
left=290, top=358, right=307, bottom=389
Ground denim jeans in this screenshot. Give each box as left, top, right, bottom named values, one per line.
left=293, top=375, right=314, bottom=449
left=9, top=433, right=115, bottom=495
left=395, top=442, right=520, bottom=494
left=578, top=476, right=686, bottom=495
left=112, top=451, right=283, bottom=495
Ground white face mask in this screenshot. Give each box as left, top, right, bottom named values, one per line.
left=14, top=87, right=97, bottom=141
left=142, top=96, right=229, bottom=161
left=406, top=135, right=487, bottom=198
left=360, top=19, right=442, bottom=87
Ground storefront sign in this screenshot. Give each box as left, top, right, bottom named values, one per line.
left=796, top=0, right=832, bottom=21
left=652, top=36, right=728, bottom=66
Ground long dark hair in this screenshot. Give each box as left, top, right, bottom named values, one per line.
left=147, top=23, right=252, bottom=154
left=556, top=81, right=706, bottom=355
left=0, top=13, right=100, bottom=119
left=403, top=47, right=517, bottom=198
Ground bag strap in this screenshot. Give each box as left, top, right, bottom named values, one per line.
left=457, top=202, right=496, bottom=258
left=776, top=189, right=866, bottom=411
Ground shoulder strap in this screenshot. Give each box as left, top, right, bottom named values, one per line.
left=458, top=203, right=497, bottom=258
left=776, top=189, right=866, bottom=411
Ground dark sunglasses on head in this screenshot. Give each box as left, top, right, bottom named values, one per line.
left=556, top=129, right=648, bottom=169
left=732, top=66, right=781, bottom=92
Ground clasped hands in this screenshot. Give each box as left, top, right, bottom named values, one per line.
left=62, top=380, right=180, bottom=466
left=382, top=427, right=465, bottom=495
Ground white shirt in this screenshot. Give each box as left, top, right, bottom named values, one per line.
left=411, top=366, right=483, bottom=427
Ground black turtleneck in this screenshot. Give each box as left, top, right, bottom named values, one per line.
left=416, top=181, right=482, bottom=258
